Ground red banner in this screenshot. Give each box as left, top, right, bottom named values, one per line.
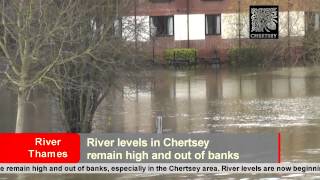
left=0, top=133, right=80, bottom=163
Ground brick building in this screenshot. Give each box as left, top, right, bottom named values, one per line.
left=120, top=0, right=320, bottom=62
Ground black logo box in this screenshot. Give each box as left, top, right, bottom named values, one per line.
left=249, top=6, right=279, bottom=39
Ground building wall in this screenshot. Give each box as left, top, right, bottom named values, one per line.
left=121, top=0, right=319, bottom=62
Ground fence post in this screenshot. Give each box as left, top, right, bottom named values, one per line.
left=156, top=115, right=163, bottom=134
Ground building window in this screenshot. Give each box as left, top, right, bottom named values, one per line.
left=306, top=12, right=320, bottom=31
left=150, top=16, right=174, bottom=36
left=315, top=13, right=320, bottom=30
left=205, top=14, right=221, bottom=35
left=113, top=18, right=122, bottom=37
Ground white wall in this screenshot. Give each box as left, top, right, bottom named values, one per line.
left=189, top=14, right=206, bottom=40
left=174, top=15, right=188, bottom=41
left=316, top=13, right=320, bottom=30
left=221, top=11, right=305, bottom=39
left=122, top=16, right=150, bottom=42
left=174, top=14, right=206, bottom=41
left=221, top=13, right=249, bottom=39
left=279, top=11, right=305, bottom=37
left=122, top=11, right=305, bottom=42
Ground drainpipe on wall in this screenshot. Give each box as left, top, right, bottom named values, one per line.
left=151, top=26, right=156, bottom=63
left=238, top=0, right=241, bottom=49
left=187, top=0, right=190, bottom=48
left=287, top=0, right=291, bottom=65
left=115, top=0, right=121, bottom=36
left=115, top=0, right=118, bottom=19
left=152, top=37, right=155, bottom=63
left=134, top=0, right=138, bottom=51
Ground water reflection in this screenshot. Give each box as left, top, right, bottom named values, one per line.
left=222, top=76, right=240, bottom=99
left=90, top=67, right=320, bottom=163
left=1, top=67, right=320, bottom=179
left=241, top=79, right=257, bottom=99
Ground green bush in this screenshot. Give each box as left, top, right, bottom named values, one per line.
left=164, top=48, right=197, bottom=63
left=228, top=47, right=265, bottom=67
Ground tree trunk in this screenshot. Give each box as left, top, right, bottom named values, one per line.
left=15, top=88, right=28, bottom=133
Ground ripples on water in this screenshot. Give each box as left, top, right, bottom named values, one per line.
left=204, top=97, right=320, bottom=129
left=1, top=67, right=320, bottom=179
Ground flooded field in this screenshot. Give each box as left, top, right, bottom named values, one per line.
left=1, top=66, right=320, bottom=179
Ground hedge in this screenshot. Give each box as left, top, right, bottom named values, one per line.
left=228, top=46, right=265, bottom=67
left=164, top=48, right=197, bottom=63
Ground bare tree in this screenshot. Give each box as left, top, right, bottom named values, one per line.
left=0, top=0, right=147, bottom=132
left=303, top=1, right=320, bottom=64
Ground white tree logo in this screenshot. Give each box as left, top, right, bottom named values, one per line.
left=251, top=7, right=278, bottom=33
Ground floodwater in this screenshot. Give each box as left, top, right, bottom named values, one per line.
left=1, top=66, right=320, bottom=179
